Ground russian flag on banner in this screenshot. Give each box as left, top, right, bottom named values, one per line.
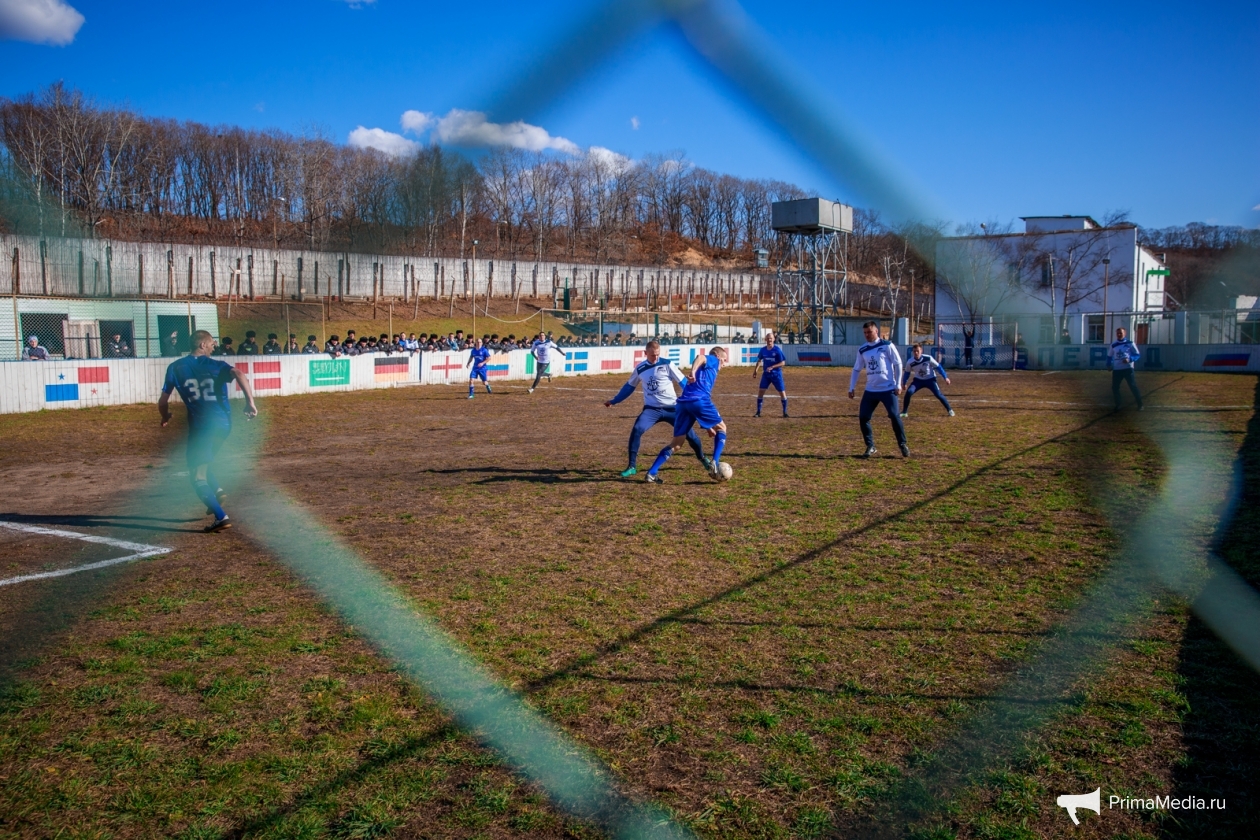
left=565, top=351, right=589, bottom=372
left=374, top=355, right=410, bottom=381
left=798, top=351, right=832, bottom=363
left=1203, top=352, right=1250, bottom=368
left=487, top=353, right=511, bottom=377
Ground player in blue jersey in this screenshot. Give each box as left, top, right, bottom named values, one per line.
left=849, top=321, right=909, bottom=458
left=899, top=343, right=954, bottom=418
left=466, top=338, right=493, bottom=398
left=752, top=331, right=789, bottom=417
left=604, top=339, right=709, bottom=477
left=158, top=330, right=258, bottom=532
left=645, top=346, right=729, bottom=483
left=1108, top=327, right=1143, bottom=411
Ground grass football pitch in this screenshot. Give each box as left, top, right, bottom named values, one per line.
left=0, top=369, right=1257, bottom=839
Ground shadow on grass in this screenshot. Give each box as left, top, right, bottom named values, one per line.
left=526, top=409, right=1116, bottom=694
left=0, top=511, right=198, bottom=533
left=218, top=724, right=459, bottom=840
left=1166, top=376, right=1260, bottom=839
left=418, top=466, right=620, bottom=485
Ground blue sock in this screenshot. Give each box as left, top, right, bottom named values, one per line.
left=648, top=445, right=673, bottom=476
left=194, top=480, right=226, bottom=520
left=712, top=432, right=727, bottom=464
left=468, top=383, right=474, bottom=395
left=757, top=397, right=763, bottom=413
left=781, top=398, right=788, bottom=415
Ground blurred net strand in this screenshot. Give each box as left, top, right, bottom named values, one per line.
left=6, top=0, right=1260, bottom=835
left=197, top=423, right=690, bottom=840
left=860, top=408, right=1260, bottom=830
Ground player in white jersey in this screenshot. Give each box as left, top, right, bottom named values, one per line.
left=1108, top=327, right=1143, bottom=410
left=528, top=332, right=567, bottom=393
left=849, top=320, right=909, bottom=458
left=900, top=343, right=954, bottom=417
left=604, top=339, right=709, bottom=477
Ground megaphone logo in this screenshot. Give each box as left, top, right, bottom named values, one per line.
left=1056, top=788, right=1101, bottom=825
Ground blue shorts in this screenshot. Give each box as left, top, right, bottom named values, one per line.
left=186, top=423, right=230, bottom=470
left=470, top=367, right=488, bottom=381
left=673, top=399, right=723, bottom=435
left=759, top=369, right=785, bottom=391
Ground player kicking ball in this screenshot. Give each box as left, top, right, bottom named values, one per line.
left=900, top=343, right=954, bottom=418
left=849, top=320, right=909, bottom=458
left=158, top=330, right=259, bottom=532
left=466, top=337, right=493, bottom=398
left=646, top=346, right=729, bottom=483
left=604, top=339, right=709, bottom=477
left=752, top=331, right=789, bottom=417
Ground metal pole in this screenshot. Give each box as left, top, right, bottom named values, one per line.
left=1102, top=257, right=1110, bottom=340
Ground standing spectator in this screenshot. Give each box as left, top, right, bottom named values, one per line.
left=302, top=335, right=321, bottom=353
left=104, top=333, right=133, bottom=358
left=214, top=337, right=236, bottom=356
left=325, top=335, right=343, bottom=356
left=238, top=331, right=261, bottom=356
left=1109, top=327, right=1144, bottom=411
left=162, top=330, right=182, bottom=357
left=22, top=335, right=50, bottom=360
left=284, top=333, right=301, bottom=353
left=962, top=324, right=975, bottom=369
left=262, top=333, right=283, bottom=354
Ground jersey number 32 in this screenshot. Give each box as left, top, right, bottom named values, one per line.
left=183, top=377, right=218, bottom=401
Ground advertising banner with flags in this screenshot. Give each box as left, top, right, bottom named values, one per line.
left=374, top=355, right=410, bottom=382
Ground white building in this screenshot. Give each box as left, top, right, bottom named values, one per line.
left=935, top=216, right=1169, bottom=344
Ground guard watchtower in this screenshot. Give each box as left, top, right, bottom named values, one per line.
left=771, top=198, right=851, bottom=343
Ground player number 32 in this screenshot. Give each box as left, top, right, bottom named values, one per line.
left=183, top=377, right=218, bottom=401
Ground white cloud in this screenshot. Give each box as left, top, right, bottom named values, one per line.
left=253, top=102, right=266, bottom=113
left=401, top=110, right=434, bottom=135
left=431, top=109, right=580, bottom=154
left=341, top=0, right=376, bottom=7
left=347, top=126, right=419, bottom=157
left=588, top=146, right=633, bottom=174
left=0, top=0, right=84, bottom=45
left=1253, top=203, right=1260, bottom=211
left=630, top=116, right=640, bottom=130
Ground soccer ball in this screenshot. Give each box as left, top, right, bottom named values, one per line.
left=712, top=461, right=734, bottom=481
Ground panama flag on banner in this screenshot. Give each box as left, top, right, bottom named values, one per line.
left=45, top=366, right=110, bottom=404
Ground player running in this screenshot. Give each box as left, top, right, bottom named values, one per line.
left=752, top=331, right=789, bottom=417
left=604, top=339, right=709, bottom=477
left=1108, top=326, right=1143, bottom=411
left=157, top=330, right=259, bottom=532
left=466, top=338, right=493, bottom=398
left=645, top=347, right=729, bottom=483
left=528, top=332, right=567, bottom=393
left=849, top=321, right=909, bottom=458
left=900, top=343, right=954, bottom=418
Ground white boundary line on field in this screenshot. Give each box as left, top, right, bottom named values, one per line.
left=0, top=521, right=171, bottom=588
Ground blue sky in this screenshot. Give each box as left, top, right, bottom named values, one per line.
left=1, top=0, right=1257, bottom=230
